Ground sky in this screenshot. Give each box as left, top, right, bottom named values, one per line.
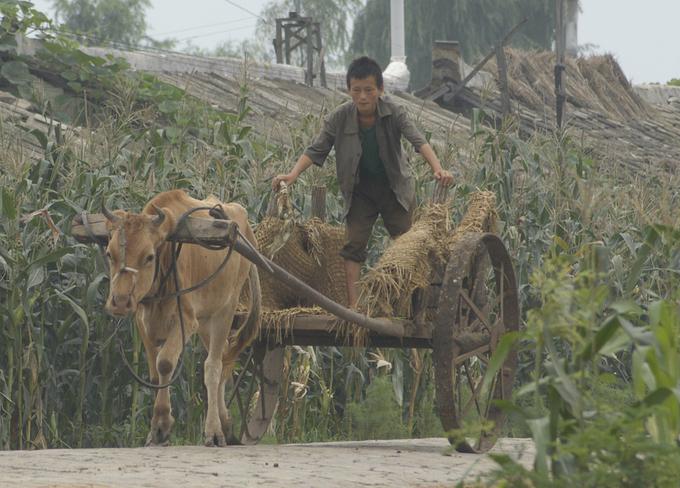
left=30, top=0, right=680, bottom=84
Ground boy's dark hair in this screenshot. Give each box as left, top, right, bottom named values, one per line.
left=346, top=56, right=383, bottom=89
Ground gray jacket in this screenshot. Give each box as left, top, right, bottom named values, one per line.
left=303, top=95, right=428, bottom=216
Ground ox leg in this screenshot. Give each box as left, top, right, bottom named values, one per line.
left=145, top=313, right=196, bottom=447
left=203, top=307, right=236, bottom=447
left=218, top=353, right=238, bottom=444
left=135, top=313, right=159, bottom=386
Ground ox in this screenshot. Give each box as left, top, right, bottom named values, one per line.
left=103, top=189, right=261, bottom=447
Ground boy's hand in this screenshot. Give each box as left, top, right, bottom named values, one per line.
left=271, top=173, right=297, bottom=191
left=433, top=169, right=454, bottom=186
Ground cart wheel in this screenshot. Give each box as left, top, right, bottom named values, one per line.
left=228, top=342, right=284, bottom=445
left=432, top=232, right=519, bottom=453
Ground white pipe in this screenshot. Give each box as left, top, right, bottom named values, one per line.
left=390, top=0, right=405, bottom=62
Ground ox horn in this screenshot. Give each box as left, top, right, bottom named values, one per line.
left=151, top=204, right=166, bottom=227
left=102, top=202, right=120, bottom=223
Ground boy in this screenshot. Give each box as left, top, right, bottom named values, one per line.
left=272, top=56, right=453, bottom=307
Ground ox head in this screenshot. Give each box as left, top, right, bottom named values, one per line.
left=103, top=203, right=174, bottom=317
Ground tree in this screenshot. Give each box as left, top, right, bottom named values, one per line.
left=255, top=0, right=363, bottom=69
left=350, top=0, right=555, bottom=90
left=52, top=0, right=152, bottom=47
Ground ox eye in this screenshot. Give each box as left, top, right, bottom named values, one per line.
left=144, top=254, right=155, bottom=264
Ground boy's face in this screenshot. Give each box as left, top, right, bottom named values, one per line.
left=349, top=76, right=384, bottom=116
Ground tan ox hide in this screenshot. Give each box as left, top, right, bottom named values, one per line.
left=103, top=189, right=261, bottom=447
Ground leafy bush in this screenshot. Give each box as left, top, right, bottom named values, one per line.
left=479, top=243, right=680, bottom=486
left=346, top=376, right=409, bottom=440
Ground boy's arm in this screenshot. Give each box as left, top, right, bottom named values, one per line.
left=272, top=109, right=339, bottom=191
left=272, top=154, right=314, bottom=189
left=396, top=106, right=453, bottom=186
left=419, top=143, right=454, bottom=186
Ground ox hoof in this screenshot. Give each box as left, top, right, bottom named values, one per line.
left=221, top=419, right=238, bottom=445
left=204, top=432, right=227, bottom=447
left=225, top=434, right=241, bottom=446
left=145, top=427, right=171, bottom=447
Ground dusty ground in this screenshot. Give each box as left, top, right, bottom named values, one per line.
left=0, top=437, right=534, bottom=487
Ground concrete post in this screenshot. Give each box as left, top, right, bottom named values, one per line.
left=383, top=0, right=410, bottom=91
left=390, top=0, right=406, bottom=62
left=565, top=0, right=579, bottom=56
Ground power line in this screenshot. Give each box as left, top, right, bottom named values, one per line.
left=222, top=0, right=266, bottom=22
left=150, top=17, right=252, bottom=37
left=46, top=22, right=259, bottom=58
left=175, top=23, right=257, bottom=42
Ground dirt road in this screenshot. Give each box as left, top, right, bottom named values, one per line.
left=0, top=437, right=534, bottom=487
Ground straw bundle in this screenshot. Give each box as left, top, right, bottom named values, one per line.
left=486, top=49, right=653, bottom=121
left=356, top=191, right=497, bottom=320
left=355, top=204, right=450, bottom=318
left=447, top=191, right=498, bottom=248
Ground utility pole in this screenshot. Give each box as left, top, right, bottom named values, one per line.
left=554, top=0, right=567, bottom=129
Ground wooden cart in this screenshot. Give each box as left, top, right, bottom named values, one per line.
left=72, top=200, right=518, bottom=454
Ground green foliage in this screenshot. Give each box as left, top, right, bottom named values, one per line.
left=0, top=0, right=51, bottom=97
left=346, top=376, right=409, bottom=440
left=478, top=245, right=680, bottom=485
left=351, top=0, right=554, bottom=89
left=488, top=415, right=680, bottom=488
left=52, top=0, right=151, bottom=47
left=667, top=78, right=680, bottom=86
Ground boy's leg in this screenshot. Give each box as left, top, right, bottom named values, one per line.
left=380, top=188, right=413, bottom=238
left=344, top=259, right=362, bottom=308
left=340, top=190, right=379, bottom=308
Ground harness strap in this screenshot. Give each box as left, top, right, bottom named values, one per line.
left=118, top=240, right=187, bottom=390
left=115, top=205, right=243, bottom=390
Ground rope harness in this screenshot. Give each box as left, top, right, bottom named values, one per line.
left=86, top=205, right=246, bottom=390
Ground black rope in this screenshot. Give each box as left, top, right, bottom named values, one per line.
left=225, top=347, right=255, bottom=409
left=140, top=206, right=239, bottom=304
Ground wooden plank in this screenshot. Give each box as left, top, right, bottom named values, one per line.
left=495, top=46, right=511, bottom=116
left=247, top=313, right=427, bottom=338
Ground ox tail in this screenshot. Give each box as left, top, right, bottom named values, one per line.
left=226, top=263, right=262, bottom=364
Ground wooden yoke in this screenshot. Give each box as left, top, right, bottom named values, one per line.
left=71, top=213, right=406, bottom=338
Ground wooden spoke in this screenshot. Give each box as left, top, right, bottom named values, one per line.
left=453, top=343, right=491, bottom=366
left=229, top=344, right=284, bottom=445
left=459, top=289, right=492, bottom=333
left=235, top=384, right=252, bottom=442
left=461, top=363, right=484, bottom=419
